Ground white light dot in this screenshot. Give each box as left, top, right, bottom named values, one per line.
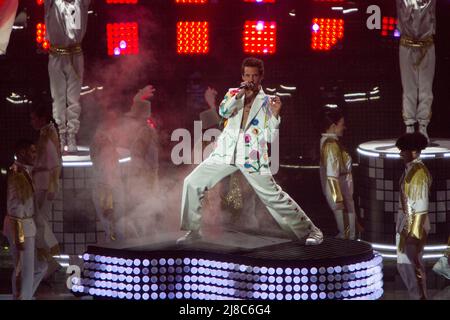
left=312, top=23, right=320, bottom=32
left=256, top=21, right=265, bottom=31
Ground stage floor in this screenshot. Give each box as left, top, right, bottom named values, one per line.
left=91, top=230, right=374, bottom=266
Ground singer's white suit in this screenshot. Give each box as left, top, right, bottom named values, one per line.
left=180, top=88, right=320, bottom=240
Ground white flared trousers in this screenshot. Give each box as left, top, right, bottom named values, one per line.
left=180, top=158, right=317, bottom=240
left=6, top=236, right=48, bottom=300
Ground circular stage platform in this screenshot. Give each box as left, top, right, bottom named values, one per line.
left=70, top=232, right=384, bottom=300
left=357, top=138, right=450, bottom=159
left=357, top=139, right=450, bottom=259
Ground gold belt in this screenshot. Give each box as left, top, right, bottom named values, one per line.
left=49, top=44, right=83, bottom=56
left=400, top=36, right=433, bottom=49
left=400, top=36, right=434, bottom=67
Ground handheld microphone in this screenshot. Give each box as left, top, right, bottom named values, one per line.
left=239, top=82, right=255, bottom=90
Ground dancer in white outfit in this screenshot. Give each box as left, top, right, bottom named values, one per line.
left=397, top=0, right=436, bottom=141
left=3, top=140, right=48, bottom=300
left=91, top=126, right=125, bottom=242
left=30, top=105, right=62, bottom=278
left=395, top=132, right=431, bottom=299
left=45, top=0, right=90, bottom=152
left=177, top=58, right=323, bottom=245
left=319, top=108, right=356, bottom=240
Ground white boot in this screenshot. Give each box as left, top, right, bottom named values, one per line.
left=67, top=134, right=78, bottom=153
left=305, top=226, right=323, bottom=246
left=176, top=230, right=202, bottom=244
left=406, top=125, right=415, bottom=134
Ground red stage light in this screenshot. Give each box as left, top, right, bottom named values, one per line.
left=106, top=23, right=139, bottom=56
left=36, top=0, right=44, bottom=5
left=381, top=17, right=399, bottom=37
left=147, top=117, right=157, bottom=129
left=243, top=0, right=275, bottom=3
left=311, top=18, right=344, bottom=51
left=177, top=21, right=209, bottom=55
left=175, top=0, right=208, bottom=4
left=36, top=23, right=49, bottom=51
left=243, top=20, right=277, bottom=55
left=106, top=0, right=138, bottom=4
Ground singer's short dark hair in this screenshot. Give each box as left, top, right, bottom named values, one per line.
left=241, top=57, right=264, bottom=76
left=395, top=132, right=428, bottom=152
